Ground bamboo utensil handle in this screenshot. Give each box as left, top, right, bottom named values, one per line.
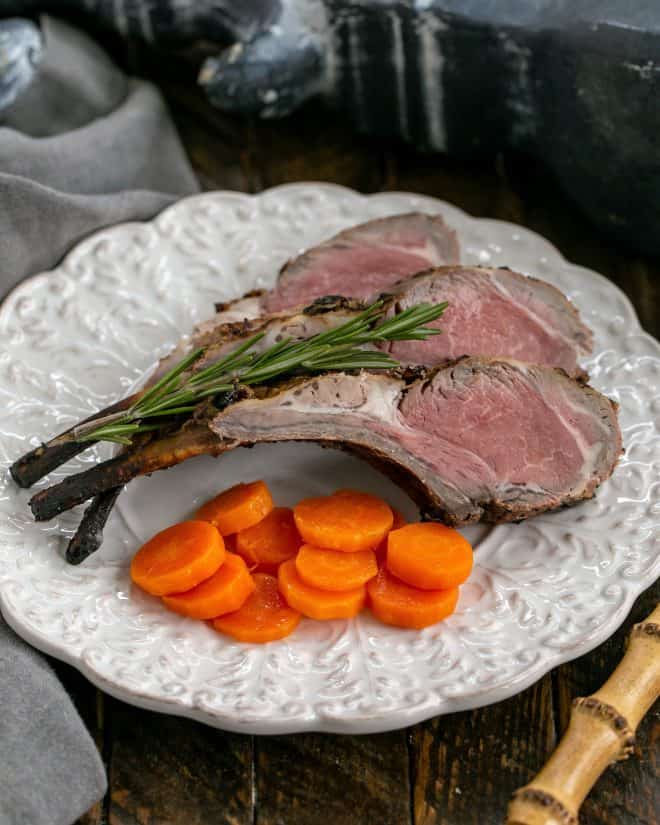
left=507, top=603, right=660, bottom=825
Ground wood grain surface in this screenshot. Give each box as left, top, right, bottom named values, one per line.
left=55, top=41, right=659, bottom=825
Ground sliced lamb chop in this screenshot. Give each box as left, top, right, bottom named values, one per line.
left=12, top=265, right=591, bottom=490
left=194, top=266, right=591, bottom=378
left=263, top=212, right=460, bottom=313
left=30, top=359, right=621, bottom=526
left=383, top=266, right=592, bottom=378
left=209, top=359, right=621, bottom=525
left=9, top=298, right=364, bottom=490
left=191, top=212, right=460, bottom=338
left=60, top=260, right=591, bottom=560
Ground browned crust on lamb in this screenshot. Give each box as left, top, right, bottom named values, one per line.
left=194, top=296, right=369, bottom=364
left=213, top=289, right=265, bottom=314
left=194, top=296, right=372, bottom=355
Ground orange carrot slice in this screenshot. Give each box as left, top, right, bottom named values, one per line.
left=294, top=491, right=393, bottom=552
left=367, top=568, right=458, bottom=629
left=375, top=508, right=408, bottom=563
left=162, top=553, right=255, bottom=619
left=295, top=544, right=378, bottom=591
left=130, top=520, right=225, bottom=596
left=235, top=507, right=301, bottom=571
left=278, top=558, right=366, bottom=619
left=196, top=480, right=273, bottom=535
left=213, top=573, right=301, bottom=643
left=386, top=523, right=473, bottom=590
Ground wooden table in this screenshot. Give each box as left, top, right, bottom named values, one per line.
left=58, top=53, right=659, bottom=824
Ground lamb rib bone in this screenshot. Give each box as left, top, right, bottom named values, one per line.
left=29, top=358, right=621, bottom=527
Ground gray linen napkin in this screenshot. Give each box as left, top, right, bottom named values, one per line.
left=0, top=16, right=199, bottom=825
left=0, top=15, right=199, bottom=295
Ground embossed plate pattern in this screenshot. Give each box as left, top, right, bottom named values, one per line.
left=0, top=184, right=658, bottom=734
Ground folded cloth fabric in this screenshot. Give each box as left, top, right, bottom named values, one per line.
left=0, top=623, right=106, bottom=825
left=0, top=15, right=199, bottom=297
left=0, top=15, right=199, bottom=825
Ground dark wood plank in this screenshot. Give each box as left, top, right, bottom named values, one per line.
left=107, top=699, right=253, bottom=825
left=255, top=732, right=411, bottom=825
left=386, top=146, right=525, bottom=226
left=554, top=582, right=660, bottom=825
left=409, top=676, right=556, bottom=825
left=153, top=73, right=261, bottom=195
left=249, top=102, right=385, bottom=193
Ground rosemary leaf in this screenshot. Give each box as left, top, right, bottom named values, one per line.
left=77, top=299, right=446, bottom=445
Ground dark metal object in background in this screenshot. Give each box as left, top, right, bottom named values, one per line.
left=201, top=0, right=660, bottom=257
left=0, top=1, right=658, bottom=253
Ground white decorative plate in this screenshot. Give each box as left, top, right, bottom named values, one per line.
left=1, top=184, right=658, bottom=734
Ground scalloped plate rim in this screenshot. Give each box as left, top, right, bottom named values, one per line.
left=0, top=575, right=641, bottom=735
left=1, top=182, right=658, bottom=735
left=0, top=182, right=645, bottom=337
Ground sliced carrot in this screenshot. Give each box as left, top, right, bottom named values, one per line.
left=294, top=491, right=393, bottom=552
left=196, top=480, right=273, bottom=535
left=386, top=523, right=473, bottom=590
left=235, top=507, right=301, bottom=571
left=295, top=544, right=378, bottom=591
left=367, top=568, right=458, bottom=629
left=162, top=553, right=255, bottom=619
left=131, top=520, right=225, bottom=596
left=278, top=558, right=365, bottom=619
left=375, top=508, right=408, bottom=563
left=213, top=573, right=301, bottom=643
left=224, top=534, right=269, bottom=573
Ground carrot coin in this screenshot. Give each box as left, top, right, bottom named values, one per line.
left=213, top=573, right=301, bottom=643
left=196, top=480, right=273, bottom=535
left=130, top=520, right=225, bottom=596
left=294, top=491, right=393, bottom=552
left=278, top=558, right=365, bottom=619
left=235, top=507, right=301, bottom=571
left=375, top=508, right=408, bottom=563
left=367, top=567, right=458, bottom=629
left=295, top=544, right=378, bottom=591
left=162, top=553, right=255, bottom=619
left=387, top=523, right=473, bottom=590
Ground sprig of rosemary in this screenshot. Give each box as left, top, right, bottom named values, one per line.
left=70, top=300, right=447, bottom=445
